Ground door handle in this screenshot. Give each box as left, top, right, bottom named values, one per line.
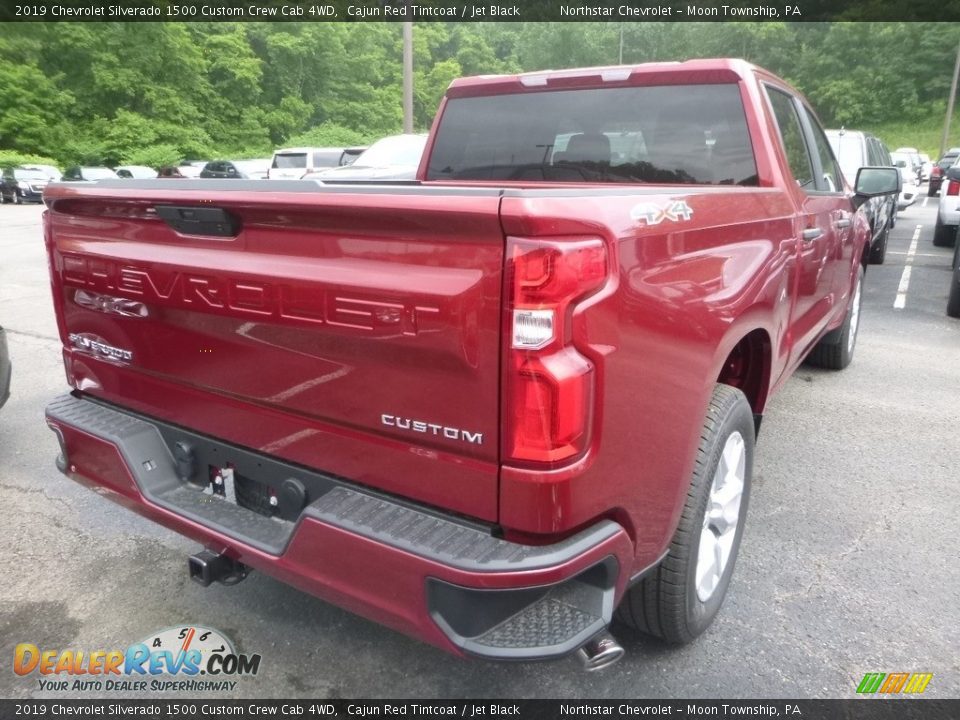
left=835, top=218, right=852, bottom=229
left=802, top=228, right=823, bottom=242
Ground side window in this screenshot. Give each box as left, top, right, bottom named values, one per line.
left=879, top=143, right=892, bottom=167
left=871, top=139, right=885, bottom=166
left=766, top=87, right=814, bottom=189
left=802, top=106, right=843, bottom=193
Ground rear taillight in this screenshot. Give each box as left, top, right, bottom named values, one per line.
left=948, top=180, right=960, bottom=196
left=504, top=237, right=608, bottom=465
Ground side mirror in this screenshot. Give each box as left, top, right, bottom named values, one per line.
left=853, top=167, right=901, bottom=209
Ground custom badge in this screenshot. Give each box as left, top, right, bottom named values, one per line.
left=631, top=200, right=694, bottom=225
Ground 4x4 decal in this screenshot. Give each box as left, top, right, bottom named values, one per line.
left=631, top=200, right=694, bottom=225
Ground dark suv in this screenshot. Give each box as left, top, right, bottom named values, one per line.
left=200, top=160, right=269, bottom=180
left=826, top=129, right=898, bottom=264
left=0, top=167, right=49, bottom=203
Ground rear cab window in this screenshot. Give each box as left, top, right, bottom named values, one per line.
left=272, top=153, right=307, bottom=169
left=312, top=150, right=342, bottom=167
left=427, top=83, right=758, bottom=186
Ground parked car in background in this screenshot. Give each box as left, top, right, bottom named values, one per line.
left=115, top=165, right=158, bottom=179
left=891, top=151, right=920, bottom=209
left=22, top=164, right=62, bottom=182
left=935, top=160, right=960, bottom=246
left=894, top=147, right=923, bottom=185
left=269, top=147, right=346, bottom=180
left=0, top=325, right=9, bottom=410
left=200, top=159, right=270, bottom=180
left=307, top=134, right=427, bottom=182
left=0, top=167, right=50, bottom=203
left=159, top=165, right=202, bottom=179
left=827, top=129, right=897, bottom=263
left=929, top=149, right=960, bottom=196
left=61, top=166, right=120, bottom=182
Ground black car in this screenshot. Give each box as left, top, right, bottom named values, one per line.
left=199, top=160, right=269, bottom=180
left=0, top=167, right=49, bottom=203
left=826, top=129, right=899, bottom=263
left=0, top=326, right=10, bottom=410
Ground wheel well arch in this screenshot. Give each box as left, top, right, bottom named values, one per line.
left=716, top=328, right=772, bottom=419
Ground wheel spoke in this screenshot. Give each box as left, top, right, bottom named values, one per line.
left=696, top=430, right=747, bottom=602
left=696, top=527, right=720, bottom=600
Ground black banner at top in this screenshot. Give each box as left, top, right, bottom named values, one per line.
left=0, top=699, right=959, bottom=720
left=1, top=0, right=958, bottom=22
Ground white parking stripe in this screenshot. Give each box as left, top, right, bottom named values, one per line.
left=887, top=251, right=944, bottom=258
left=922, top=196, right=929, bottom=208
left=894, top=225, right=922, bottom=309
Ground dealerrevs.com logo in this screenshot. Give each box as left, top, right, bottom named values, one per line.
left=14, top=626, right=261, bottom=693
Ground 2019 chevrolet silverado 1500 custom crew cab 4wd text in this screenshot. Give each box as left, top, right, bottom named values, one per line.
left=42, top=60, right=898, bottom=669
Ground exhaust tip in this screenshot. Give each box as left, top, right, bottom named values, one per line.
left=576, top=633, right=624, bottom=672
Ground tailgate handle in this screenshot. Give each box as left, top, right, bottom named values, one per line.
left=155, top=205, right=241, bottom=237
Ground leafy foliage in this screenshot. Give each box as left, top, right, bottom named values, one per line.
left=1, top=21, right=958, bottom=169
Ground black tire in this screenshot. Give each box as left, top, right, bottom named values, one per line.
left=615, top=384, right=754, bottom=644
left=868, top=224, right=888, bottom=265
left=933, top=216, right=956, bottom=247
left=948, top=242, right=960, bottom=318
left=13, top=190, right=22, bottom=205
left=807, top=265, right=863, bottom=370
left=928, top=185, right=938, bottom=197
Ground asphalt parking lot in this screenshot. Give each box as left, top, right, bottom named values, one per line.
left=1, top=197, right=958, bottom=700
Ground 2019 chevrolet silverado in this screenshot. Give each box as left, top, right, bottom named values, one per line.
left=42, top=60, right=898, bottom=669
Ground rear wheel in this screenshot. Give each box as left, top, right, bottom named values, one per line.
left=948, top=242, right=960, bottom=318
left=13, top=190, right=22, bottom=205
left=615, top=384, right=753, bottom=643
left=933, top=216, right=956, bottom=247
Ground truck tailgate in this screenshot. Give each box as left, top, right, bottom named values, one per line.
left=44, top=181, right=504, bottom=521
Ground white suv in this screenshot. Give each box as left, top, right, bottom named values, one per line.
left=935, top=157, right=960, bottom=247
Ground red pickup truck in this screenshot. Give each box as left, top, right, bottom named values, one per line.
left=43, top=60, right=898, bottom=670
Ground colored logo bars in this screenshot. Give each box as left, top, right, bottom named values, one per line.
left=856, top=672, right=933, bottom=694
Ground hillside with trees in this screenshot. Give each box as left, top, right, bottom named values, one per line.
left=1, top=21, right=958, bottom=167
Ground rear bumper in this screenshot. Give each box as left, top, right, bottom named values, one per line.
left=45, top=393, right=634, bottom=661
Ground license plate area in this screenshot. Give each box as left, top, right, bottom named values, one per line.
left=157, top=425, right=334, bottom=524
